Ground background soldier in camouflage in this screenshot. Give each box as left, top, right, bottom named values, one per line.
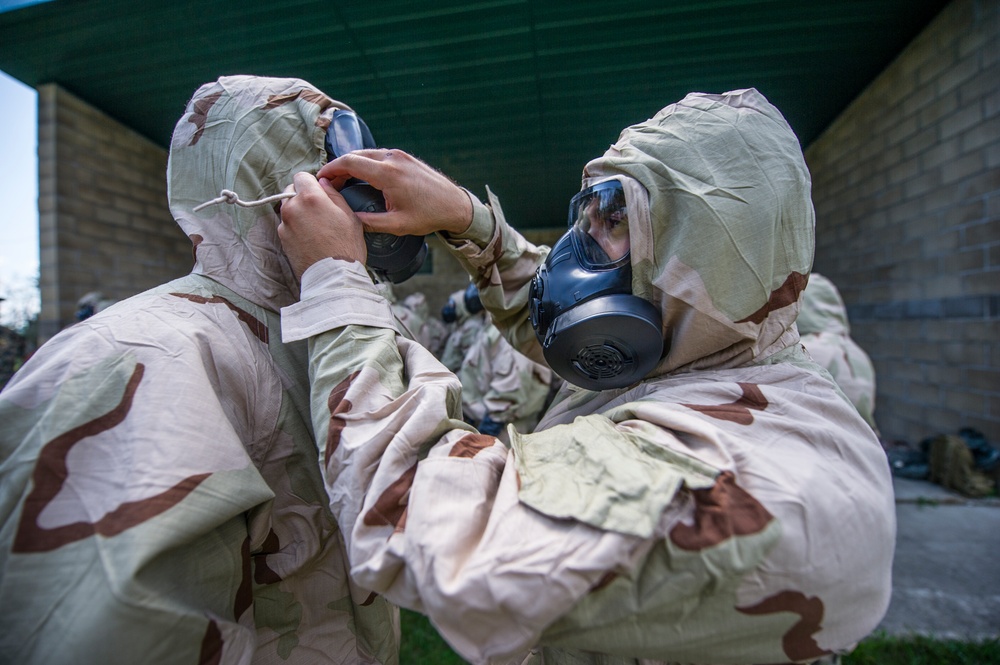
left=0, top=76, right=397, bottom=664
left=277, top=88, right=896, bottom=664
left=459, top=316, right=554, bottom=441
left=393, top=291, right=448, bottom=357
left=797, top=272, right=879, bottom=432
left=439, top=283, right=487, bottom=373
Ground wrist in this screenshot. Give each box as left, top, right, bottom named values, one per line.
left=445, top=187, right=475, bottom=235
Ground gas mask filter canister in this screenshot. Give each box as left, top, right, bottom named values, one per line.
left=529, top=179, right=663, bottom=391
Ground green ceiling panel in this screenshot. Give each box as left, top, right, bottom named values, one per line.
left=0, top=0, right=950, bottom=229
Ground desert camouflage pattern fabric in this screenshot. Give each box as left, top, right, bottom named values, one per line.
left=439, top=288, right=487, bottom=372
left=281, top=88, right=895, bottom=664
left=796, top=273, right=878, bottom=430
left=459, top=318, right=554, bottom=440
left=0, top=76, right=397, bottom=664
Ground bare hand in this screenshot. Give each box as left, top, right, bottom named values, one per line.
left=317, top=149, right=473, bottom=237
left=278, top=172, right=367, bottom=279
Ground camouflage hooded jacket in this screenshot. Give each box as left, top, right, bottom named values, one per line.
left=0, top=76, right=397, bottom=664
left=281, top=89, right=896, bottom=664
left=796, top=273, right=878, bottom=430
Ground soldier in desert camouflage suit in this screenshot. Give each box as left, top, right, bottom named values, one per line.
left=796, top=273, right=878, bottom=432
left=278, top=87, right=896, bottom=665
left=460, top=317, right=554, bottom=441
left=393, top=291, right=448, bottom=357
left=439, top=285, right=487, bottom=373
left=0, top=76, right=397, bottom=664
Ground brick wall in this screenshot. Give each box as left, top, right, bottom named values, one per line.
left=37, top=84, right=191, bottom=341
left=804, top=0, right=999, bottom=444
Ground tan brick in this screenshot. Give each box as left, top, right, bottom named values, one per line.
left=941, top=151, right=987, bottom=184
left=965, top=218, right=1000, bottom=247
left=111, top=196, right=146, bottom=216
left=894, top=360, right=930, bottom=383
left=941, top=341, right=987, bottom=365
left=940, top=102, right=985, bottom=139
left=888, top=155, right=921, bottom=185
left=968, top=368, right=1000, bottom=392
left=957, top=26, right=988, bottom=59
left=960, top=320, right=1000, bottom=342
left=985, top=78, right=1000, bottom=116
left=908, top=380, right=942, bottom=404
left=922, top=135, right=963, bottom=167
left=917, top=91, right=960, bottom=129
left=988, top=141, right=1000, bottom=168
left=960, top=113, right=1000, bottom=152
left=939, top=51, right=982, bottom=97
left=923, top=179, right=964, bottom=213
left=95, top=207, right=129, bottom=227
left=916, top=43, right=954, bottom=86
left=944, top=389, right=986, bottom=415
left=942, top=248, right=986, bottom=272
left=923, top=274, right=964, bottom=299
left=962, top=269, right=1000, bottom=295
left=907, top=171, right=945, bottom=204
left=886, top=115, right=921, bottom=148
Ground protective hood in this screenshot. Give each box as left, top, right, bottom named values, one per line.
left=797, top=272, right=850, bottom=336
left=402, top=292, right=431, bottom=320
left=168, top=75, right=351, bottom=311
left=581, top=88, right=815, bottom=377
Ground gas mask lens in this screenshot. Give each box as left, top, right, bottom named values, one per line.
left=569, top=180, right=630, bottom=269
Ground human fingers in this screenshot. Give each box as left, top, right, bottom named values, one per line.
left=330, top=150, right=472, bottom=236
left=318, top=177, right=356, bottom=216
left=317, top=150, right=393, bottom=185
left=278, top=172, right=367, bottom=277
left=353, top=209, right=412, bottom=236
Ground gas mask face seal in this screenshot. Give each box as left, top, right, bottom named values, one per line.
left=529, top=178, right=664, bottom=391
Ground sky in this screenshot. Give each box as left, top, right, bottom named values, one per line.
left=0, top=68, right=39, bottom=328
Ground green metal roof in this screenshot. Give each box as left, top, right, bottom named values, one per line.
left=0, top=0, right=949, bottom=229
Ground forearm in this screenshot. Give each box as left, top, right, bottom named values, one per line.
left=437, top=187, right=550, bottom=365
left=282, top=259, right=643, bottom=663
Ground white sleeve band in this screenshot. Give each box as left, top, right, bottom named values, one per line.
left=280, top=258, right=397, bottom=342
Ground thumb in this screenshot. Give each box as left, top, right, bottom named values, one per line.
left=318, top=177, right=356, bottom=217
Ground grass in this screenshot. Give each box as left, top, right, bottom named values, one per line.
left=400, top=609, right=467, bottom=664
left=399, top=612, right=1000, bottom=665
left=844, top=632, right=1000, bottom=664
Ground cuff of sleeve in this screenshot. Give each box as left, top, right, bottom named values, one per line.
left=438, top=186, right=503, bottom=266
left=280, top=258, right=396, bottom=342
left=450, top=188, right=496, bottom=243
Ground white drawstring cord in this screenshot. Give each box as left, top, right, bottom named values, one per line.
left=193, top=189, right=296, bottom=212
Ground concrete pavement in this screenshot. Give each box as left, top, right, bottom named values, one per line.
left=877, top=476, right=1000, bottom=641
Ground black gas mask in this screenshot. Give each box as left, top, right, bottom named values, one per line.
left=529, top=179, right=663, bottom=391
left=325, top=109, right=427, bottom=283
left=464, top=282, right=483, bottom=315
left=441, top=298, right=458, bottom=324
left=442, top=282, right=483, bottom=323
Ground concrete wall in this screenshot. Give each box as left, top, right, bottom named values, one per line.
left=36, top=84, right=191, bottom=341
left=804, top=0, right=999, bottom=444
